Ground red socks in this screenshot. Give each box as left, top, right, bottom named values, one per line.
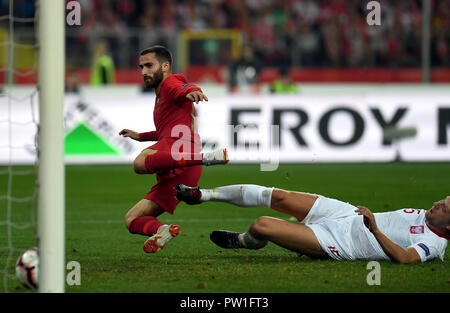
left=128, top=216, right=165, bottom=236
left=144, top=151, right=202, bottom=174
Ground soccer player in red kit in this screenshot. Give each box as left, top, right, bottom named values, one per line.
left=119, top=45, right=228, bottom=253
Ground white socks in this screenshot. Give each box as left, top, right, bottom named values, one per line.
left=199, top=184, right=272, bottom=250
left=238, top=232, right=268, bottom=249
left=200, top=184, right=274, bottom=208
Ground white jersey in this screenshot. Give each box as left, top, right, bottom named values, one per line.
left=353, top=209, right=448, bottom=262
left=303, top=196, right=448, bottom=262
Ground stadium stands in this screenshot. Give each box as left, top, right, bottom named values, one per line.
left=1, top=0, right=449, bottom=84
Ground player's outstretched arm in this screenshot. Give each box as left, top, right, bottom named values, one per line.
left=186, top=91, right=208, bottom=104
left=119, top=129, right=140, bottom=140
left=355, top=206, right=421, bottom=263
left=120, top=129, right=159, bottom=142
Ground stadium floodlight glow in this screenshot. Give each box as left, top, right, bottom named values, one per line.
left=37, top=0, right=65, bottom=293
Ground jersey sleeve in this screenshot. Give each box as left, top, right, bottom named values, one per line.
left=410, top=239, right=446, bottom=262
left=166, top=80, right=202, bottom=102
left=139, top=131, right=159, bottom=141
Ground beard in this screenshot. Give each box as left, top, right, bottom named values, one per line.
left=144, top=66, right=164, bottom=89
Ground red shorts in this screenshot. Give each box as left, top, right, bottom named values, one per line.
left=143, top=138, right=202, bottom=214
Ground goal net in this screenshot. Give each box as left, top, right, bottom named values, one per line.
left=1, top=0, right=65, bottom=293
left=0, top=0, right=39, bottom=292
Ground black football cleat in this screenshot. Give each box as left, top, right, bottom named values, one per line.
left=175, top=184, right=202, bottom=205
left=210, top=230, right=243, bottom=249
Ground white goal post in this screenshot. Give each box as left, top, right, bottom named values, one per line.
left=37, top=0, right=65, bottom=293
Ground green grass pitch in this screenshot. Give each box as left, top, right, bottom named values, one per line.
left=1, top=163, right=449, bottom=293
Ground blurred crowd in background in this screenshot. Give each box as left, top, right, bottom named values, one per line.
left=2, top=0, right=448, bottom=71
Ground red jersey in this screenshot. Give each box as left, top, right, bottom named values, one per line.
left=140, top=73, right=202, bottom=143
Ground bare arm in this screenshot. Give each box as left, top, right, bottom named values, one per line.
left=355, top=206, right=421, bottom=264
left=185, top=90, right=208, bottom=104
left=119, top=129, right=140, bottom=141
left=120, top=129, right=159, bottom=142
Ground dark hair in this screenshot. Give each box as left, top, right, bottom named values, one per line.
left=140, top=45, right=173, bottom=67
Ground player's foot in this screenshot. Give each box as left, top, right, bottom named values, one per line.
left=143, top=224, right=180, bottom=253
left=202, top=148, right=229, bottom=166
left=176, top=184, right=202, bottom=204
left=210, top=230, right=243, bottom=249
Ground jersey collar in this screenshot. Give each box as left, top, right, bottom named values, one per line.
left=426, top=223, right=450, bottom=240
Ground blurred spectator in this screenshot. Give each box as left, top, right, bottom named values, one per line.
left=228, top=46, right=262, bottom=94
left=65, top=68, right=81, bottom=93
left=270, top=67, right=299, bottom=94
left=322, top=17, right=344, bottom=67
left=434, top=29, right=449, bottom=66
left=248, top=10, right=276, bottom=61
left=90, top=40, right=116, bottom=85
left=432, top=0, right=450, bottom=66
left=138, top=4, right=163, bottom=51
left=292, top=20, right=322, bottom=67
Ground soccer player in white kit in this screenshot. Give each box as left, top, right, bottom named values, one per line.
left=176, top=184, right=449, bottom=263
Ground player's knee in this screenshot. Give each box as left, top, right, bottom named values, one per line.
left=250, top=216, right=272, bottom=236
left=124, top=215, right=131, bottom=230
left=124, top=213, right=135, bottom=231
left=134, top=149, right=157, bottom=174
left=133, top=158, right=148, bottom=174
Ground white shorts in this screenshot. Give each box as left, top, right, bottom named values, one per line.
left=301, top=196, right=360, bottom=260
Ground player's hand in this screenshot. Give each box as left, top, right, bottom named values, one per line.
left=186, top=91, right=208, bottom=104
left=355, top=205, right=379, bottom=234
left=119, top=129, right=140, bottom=141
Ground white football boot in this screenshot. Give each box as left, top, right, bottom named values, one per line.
left=143, top=224, right=180, bottom=253
left=202, top=148, right=229, bottom=166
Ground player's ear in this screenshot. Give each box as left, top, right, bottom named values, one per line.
left=162, top=61, right=170, bottom=73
